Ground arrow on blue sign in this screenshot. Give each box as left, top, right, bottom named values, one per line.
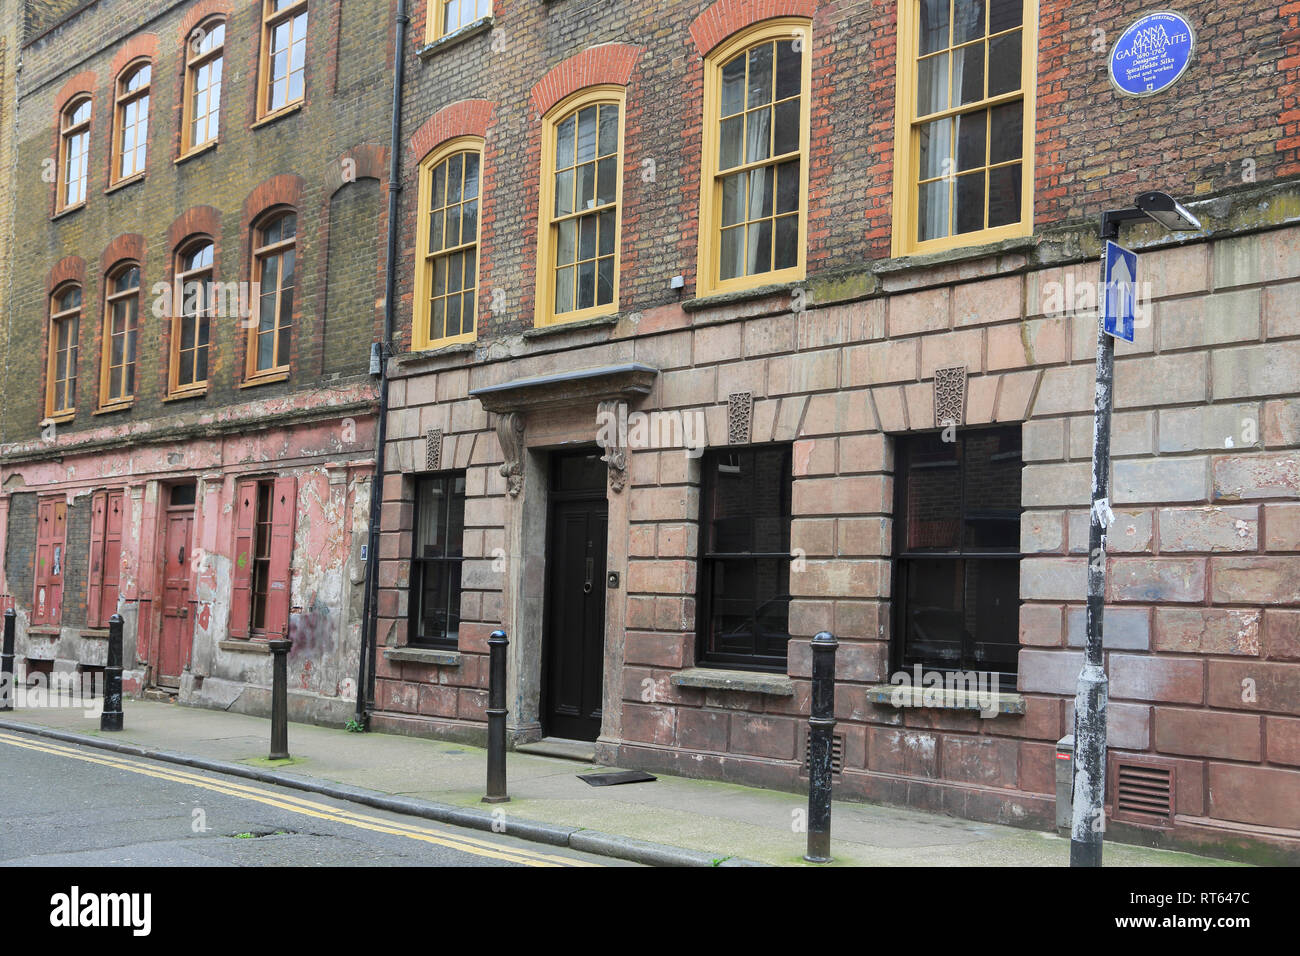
left=1102, top=240, right=1138, bottom=344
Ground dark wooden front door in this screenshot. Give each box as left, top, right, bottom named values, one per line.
left=543, top=451, right=609, bottom=742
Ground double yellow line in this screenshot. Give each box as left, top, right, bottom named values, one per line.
left=0, top=731, right=599, bottom=867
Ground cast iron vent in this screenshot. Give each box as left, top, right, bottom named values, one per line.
left=1112, top=758, right=1175, bottom=827
left=801, top=730, right=845, bottom=776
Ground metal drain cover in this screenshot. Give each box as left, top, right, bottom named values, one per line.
left=577, top=770, right=657, bottom=787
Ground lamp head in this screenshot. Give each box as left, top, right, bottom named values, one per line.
left=1135, top=191, right=1202, bottom=233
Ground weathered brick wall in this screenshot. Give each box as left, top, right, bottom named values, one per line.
left=3, top=494, right=37, bottom=609
left=393, top=0, right=1300, bottom=358
left=323, top=178, right=385, bottom=377
left=2, top=0, right=393, bottom=445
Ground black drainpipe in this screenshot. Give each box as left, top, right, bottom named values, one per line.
left=356, top=0, right=409, bottom=726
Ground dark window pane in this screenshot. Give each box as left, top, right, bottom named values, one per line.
left=988, top=0, right=1022, bottom=34
left=720, top=54, right=746, bottom=117
left=990, top=101, right=1023, bottom=163
left=774, top=214, right=798, bottom=270
left=747, top=42, right=773, bottom=109
left=954, top=0, right=986, bottom=44
left=775, top=39, right=801, bottom=100
left=988, top=163, right=1022, bottom=227
left=988, top=31, right=1022, bottom=96
left=956, top=109, right=987, bottom=171
left=954, top=41, right=985, bottom=105
left=776, top=159, right=800, bottom=214
left=955, top=171, right=985, bottom=234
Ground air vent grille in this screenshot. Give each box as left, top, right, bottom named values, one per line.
left=802, top=730, right=844, bottom=775
left=1114, top=760, right=1175, bottom=827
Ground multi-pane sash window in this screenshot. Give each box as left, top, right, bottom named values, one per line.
left=432, top=0, right=490, bottom=40
left=698, top=446, right=794, bottom=669
left=46, top=286, right=81, bottom=418
left=261, top=0, right=307, bottom=116
left=184, top=19, right=225, bottom=151
left=173, top=241, right=213, bottom=392
left=544, top=95, right=622, bottom=321
left=410, top=473, right=466, bottom=647
left=250, top=212, right=296, bottom=376
left=59, top=97, right=92, bottom=209
left=893, top=427, right=1022, bottom=687
left=898, top=0, right=1033, bottom=251
left=113, top=63, right=150, bottom=181
left=101, top=263, right=139, bottom=406
left=699, top=21, right=810, bottom=295
left=415, top=142, right=480, bottom=347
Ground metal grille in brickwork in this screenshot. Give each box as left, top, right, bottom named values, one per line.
left=425, top=428, right=442, bottom=471
left=933, top=365, right=967, bottom=427
left=1113, top=758, right=1175, bottom=827
left=801, top=729, right=845, bottom=776
left=728, top=391, right=753, bottom=444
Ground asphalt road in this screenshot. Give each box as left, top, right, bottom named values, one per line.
left=0, top=731, right=626, bottom=867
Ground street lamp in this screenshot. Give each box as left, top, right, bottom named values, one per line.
left=1071, top=191, right=1202, bottom=868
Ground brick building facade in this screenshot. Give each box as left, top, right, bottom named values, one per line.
left=0, top=0, right=392, bottom=722
left=370, top=0, right=1300, bottom=862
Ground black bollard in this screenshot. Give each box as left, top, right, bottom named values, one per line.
left=268, top=639, right=291, bottom=760
left=1, top=607, right=15, bottom=712
left=482, top=629, right=510, bottom=804
left=804, top=630, right=838, bottom=863
left=100, top=613, right=124, bottom=731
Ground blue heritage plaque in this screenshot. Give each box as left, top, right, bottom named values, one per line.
left=1108, top=11, right=1196, bottom=97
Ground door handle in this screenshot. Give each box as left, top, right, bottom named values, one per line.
left=583, top=557, right=594, bottom=594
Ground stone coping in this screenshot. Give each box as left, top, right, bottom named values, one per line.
left=218, top=640, right=270, bottom=655
left=864, top=683, right=1027, bottom=715
left=670, top=667, right=794, bottom=696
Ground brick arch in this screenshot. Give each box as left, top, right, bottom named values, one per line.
left=689, top=0, right=817, bottom=55
left=241, top=174, right=307, bottom=226
left=178, top=0, right=232, bottom=46
left=408, top=99, right=495, bottom=163
left=101, top=234, right=146, bottom=273
left=529, top=45, right=643, bottom=117
left=109, top=34, right=159, bottom=82
left=54, top=70, right=97, bottom=116
left=167, top=205, right=222, bottom=250
left=325, top=143, right=388, bottom=195
left=47, top=256, right=86, bottom=295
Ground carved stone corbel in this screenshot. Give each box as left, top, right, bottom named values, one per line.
left=496, top=413, right=526, bottom=497
left=597, top=399, right=627, bottom=493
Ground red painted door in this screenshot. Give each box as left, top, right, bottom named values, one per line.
left=158, top=510, right=194, bottom=687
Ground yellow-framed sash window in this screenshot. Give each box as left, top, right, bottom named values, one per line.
left=183, top=18, right=225, bottom=153
left=258, top=0, right=308, bottom=118
left=248, top=211, right=297, bottom=378
left=696, top=19, right=811, bottom=297
left=58, top=97, right=92, bottom=210
left=535, top=86, right=625, bottom=326
left=413, top=137, right=482, bottom=349
left=171, top=240, right=213, bottom=394
left=99, top=263, right=140, bottom=408
left=112, top=61, right=150, bottom=182
left=892, top=0, right=1036, bottom=255
left=428, top=0, right=491, bottom=43
left=46, top=285, right=82, bottom=420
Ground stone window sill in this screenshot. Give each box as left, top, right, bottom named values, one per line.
left=417, top=17, right=493, bottom=59
left=670, top=667, right=794, bottom=696
left=864, top=683, right=1026, bottom=715
left=251, top=101, right=303, bottom=130
left=79, top=629, right=109, bottom=639
left=383, top=646, right=461, bottom=667
left=239, top=371, right=290, bottom=389
left=162, top=387, right=208, bottom=403
left=219, top=640, right=270, bottom=655
left=524, top=313, right=620, bottom=340
left=105, top=172, right=145, bottom=195
left=51, top=201, right=86, bottom=221
left=681, top=281, right=798, bottom=314
left=176, top=140, right=218, bottom=165
left=94, top=400, right=134, bottom=416
left=27, top=627, right=61, bottom=637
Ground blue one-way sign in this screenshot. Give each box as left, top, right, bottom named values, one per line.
left=1102, top=240, right=1138, bottom=343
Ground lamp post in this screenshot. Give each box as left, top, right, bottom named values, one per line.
left=1072, top=191, right=1201, bottom=867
